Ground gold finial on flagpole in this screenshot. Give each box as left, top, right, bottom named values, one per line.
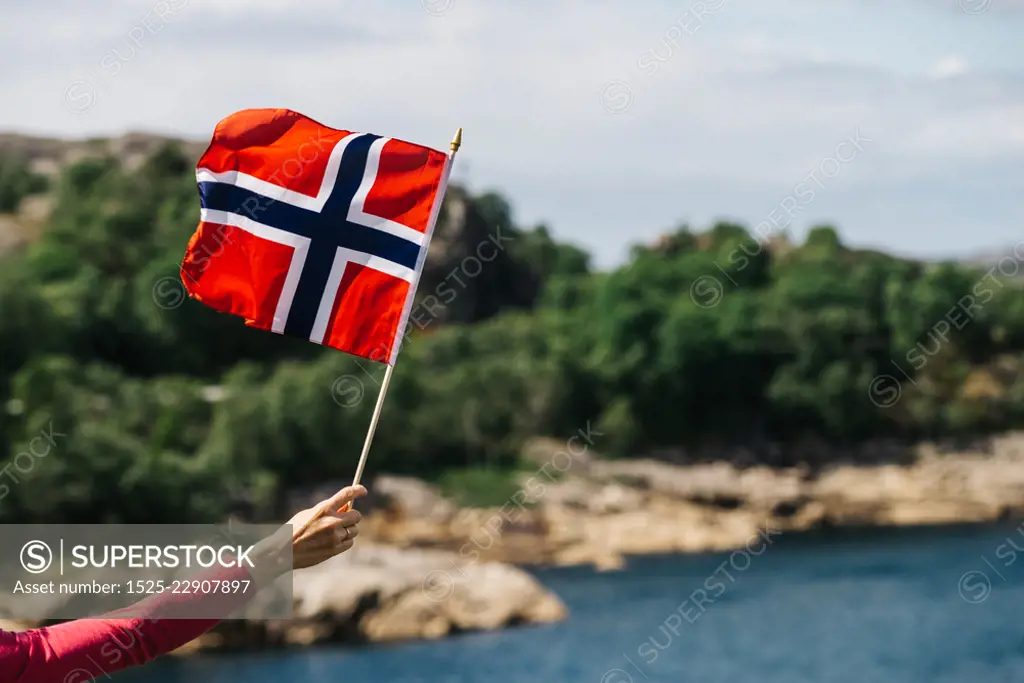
left=450, top=127, right=462, bottom=155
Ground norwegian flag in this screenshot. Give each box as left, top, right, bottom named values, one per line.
left=180, top=109, right=451, bottom=364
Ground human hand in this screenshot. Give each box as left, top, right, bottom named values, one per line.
left=248, top=485, right=366, bottom=586
left=287, top=485, right=366, bottom=570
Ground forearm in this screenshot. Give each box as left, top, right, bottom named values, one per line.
left=1, top=566, right=252, bottom=682
left=0, top=536, right=290, bottom=682
left=97, top=526, right=290, bottom=622
left=10, top=612, right=218, bottom=681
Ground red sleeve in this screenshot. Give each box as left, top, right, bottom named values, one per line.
left=0, top=566, right=257, bottom=682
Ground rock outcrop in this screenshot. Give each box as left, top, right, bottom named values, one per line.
left=204, top=543, right=566, bottom=651
left=0, top=543, right=567, bottom=654
left=0, top=132, right=207, bottom=178
left=415, top=185, right=538, bottom=326
left=361, top=433, right=1024, bottom=570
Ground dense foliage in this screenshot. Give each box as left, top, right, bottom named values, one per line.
left=2, top=144, right=1024, bottom=522
left=0, top=156, right=47, bottom=213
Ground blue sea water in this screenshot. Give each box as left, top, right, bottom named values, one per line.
left=117, top=523, right=1024, bottom=683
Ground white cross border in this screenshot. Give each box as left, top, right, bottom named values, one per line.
left=195, top=133, right=426, bottom=341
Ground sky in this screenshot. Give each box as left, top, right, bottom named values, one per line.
left=1, top=0, right=1022, bottom=268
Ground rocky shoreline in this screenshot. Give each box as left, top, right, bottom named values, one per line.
left=5, top=433, right=1024, bottom=654
left=0, top=544, right=568, bottom=656
left=365, top=434, right=1024, bottom=571
left=172, top=543, right=568, bottom=653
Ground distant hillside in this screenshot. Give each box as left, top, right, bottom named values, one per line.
left=0, top=132, right=208, bottom=177
left=0, top=132, right=208, bottom=256
left=0, top=131, right=591, bottom=327
left=6, top=129, right=1024, bottom=528
left=0, top=131, right=1013, bottom=276
left=958, top=248, right=1024, bottom=271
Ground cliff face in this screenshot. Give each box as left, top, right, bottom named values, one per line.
left=416, top=185, right=539, bottom=327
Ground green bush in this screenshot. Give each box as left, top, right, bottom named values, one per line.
left=3, top=149, right=1024, bottom=523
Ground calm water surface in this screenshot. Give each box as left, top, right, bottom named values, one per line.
left=116, top=524, right=1024, bottom=683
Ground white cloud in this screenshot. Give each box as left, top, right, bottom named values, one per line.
left=0, top=0, right=1021, bottom=265
left=903, top=104, right=1024, bottom=156
left=929, top=55, right=970, bottom=80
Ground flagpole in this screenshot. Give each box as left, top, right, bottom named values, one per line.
left=309, top=127, right=462, bottom=526
left=350, top=363, right=394, bottom=488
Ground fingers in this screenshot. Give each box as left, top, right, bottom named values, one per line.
left=290, top=487, right=365, bottom=568
left=294, top=486, right=367, bottom=538
left=334, top=524, right=359, bottom=541
left=298, top=512, right=361, bottom=548
left=325, top=509, right=361, bottom=527
left=312, top=510, right=360, bottom=532
left=325, top=516, right=360, bottom=557
left=322, top=485, right=367, bottom=515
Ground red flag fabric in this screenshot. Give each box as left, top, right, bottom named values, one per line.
left=180, top=108, right=449, bottom=364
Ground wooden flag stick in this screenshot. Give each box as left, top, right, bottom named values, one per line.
left=350, top=127, right=462, bottom=489
left=295, top=128, right=463, bottom=534
left=350, top=362, right=395, bottom=488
